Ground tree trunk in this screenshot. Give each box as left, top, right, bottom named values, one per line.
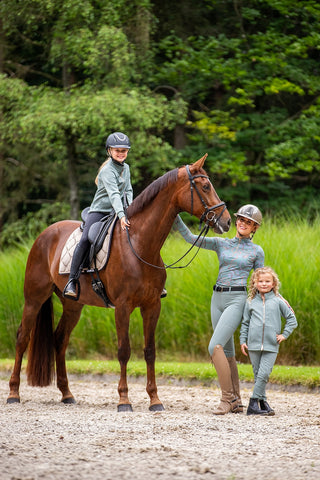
left=0, top=18, right=4, bottom=73
left=174, top=124, right=186, bottom=149
left=65, top=131, right=79, bottom=220
left=63, top=59, right=79, bottom=219
left=0, top=19, right=4, bottom=233
left=131, top=5, right=151, bottom=57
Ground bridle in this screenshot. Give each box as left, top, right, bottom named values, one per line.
left=185, top=165, right=227, bottom=230
left=125, top=165, right=227, bottom=270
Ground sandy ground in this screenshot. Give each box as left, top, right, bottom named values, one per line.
left=0, top=373, right=319, bottom=480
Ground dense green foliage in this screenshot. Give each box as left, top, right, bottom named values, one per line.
left=1, top=0, right=320, bottom=243
left=1, top=217, right=319, bottom=365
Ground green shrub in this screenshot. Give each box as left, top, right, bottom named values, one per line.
left=0, top=202, right=70, bottom=249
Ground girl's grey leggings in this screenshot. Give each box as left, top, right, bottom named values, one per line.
left=248, top=350, right=278, bottom=400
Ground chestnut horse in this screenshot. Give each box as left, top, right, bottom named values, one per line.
left=7, top=155, right=231, bottom=411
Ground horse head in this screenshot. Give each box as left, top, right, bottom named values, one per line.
left=178, top=154, right=231, bottom=234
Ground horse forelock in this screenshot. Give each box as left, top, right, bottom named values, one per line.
left=190, top=162, right=209, bottom=178
left=198, top=166, right=209, bottom=177
left=127, top=168, right=178, bottom=217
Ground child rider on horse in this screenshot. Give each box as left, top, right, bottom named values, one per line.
left=63, top=132, right=133, bottom=299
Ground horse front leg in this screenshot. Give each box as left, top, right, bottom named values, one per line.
left=54, top=300, right=83, bottom=404
left=115, top=306, right=133, bottom=412
left=141, top=301, right=165, bottom=411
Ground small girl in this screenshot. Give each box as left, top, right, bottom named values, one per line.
left=240, top=266, right=297, bottom=416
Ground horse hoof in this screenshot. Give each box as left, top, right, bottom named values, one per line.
left=149, top=403, right=165, bottom=412
left=62, top=396, right=76, bottom=404
left=117, top=403, right=133, bottom=412
left=7, top=396, right=20, bottom=404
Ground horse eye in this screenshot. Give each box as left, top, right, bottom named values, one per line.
left=202, top=183, right=211, bottom=192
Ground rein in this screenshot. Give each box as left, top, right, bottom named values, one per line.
left=125, top=165, right=227, bottom=271
left=126, top=222, right=210, bottom=270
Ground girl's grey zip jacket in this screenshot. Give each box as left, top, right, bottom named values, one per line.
left=240, top=291, right=297, bottom=353
left=89, top=159, right=133, bottom=220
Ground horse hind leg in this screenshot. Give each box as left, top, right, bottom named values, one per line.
left=54, top=299, right=84, bottom=404
left=7, top=321, right=29, bottom=403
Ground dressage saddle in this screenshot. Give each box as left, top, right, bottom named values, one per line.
left=80, top=207, right=116, bottom=267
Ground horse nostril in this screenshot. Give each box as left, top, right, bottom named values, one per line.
left=227, top=218, right=231, bottom=227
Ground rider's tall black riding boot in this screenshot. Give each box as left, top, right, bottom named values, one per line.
left=63, top=243, right=88, bottom=299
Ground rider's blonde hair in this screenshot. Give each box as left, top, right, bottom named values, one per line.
left=95, top=157, right=111, bottom=185
left=248, top=266, right=280, bottom=300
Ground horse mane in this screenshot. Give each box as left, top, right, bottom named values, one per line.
left=127, top=168, right=179, bottom=218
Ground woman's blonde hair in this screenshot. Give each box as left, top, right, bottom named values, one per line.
left=248, top=266, right=280, bottom=300
left=95, top=157, right=111, bottom=185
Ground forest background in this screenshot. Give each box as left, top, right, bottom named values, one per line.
left=0, top=0, right=319, bottom=365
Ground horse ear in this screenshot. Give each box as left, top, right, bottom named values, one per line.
left=189, top=153, right=208, bottom=173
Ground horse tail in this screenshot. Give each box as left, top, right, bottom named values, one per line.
left=26, top=296, right=55, bottom=386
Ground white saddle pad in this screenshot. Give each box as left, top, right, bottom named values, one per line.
left=59, top=224, right=113, bottom=275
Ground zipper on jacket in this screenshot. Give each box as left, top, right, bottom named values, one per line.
left=261, top=295, right=265, bottom=351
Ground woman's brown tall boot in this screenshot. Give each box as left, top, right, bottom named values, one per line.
left=227, top=356, right=244, bottom=413
left=211, top=345, right=238, bottom=415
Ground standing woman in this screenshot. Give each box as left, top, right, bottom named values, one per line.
left=173, top=205, right=264, bottom=414
left=63, top=132, right=133, bottom=299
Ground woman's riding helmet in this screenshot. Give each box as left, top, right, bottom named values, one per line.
left=106, top=132, right=131, bottom=150
left=234, top=204, right=262, bottom=225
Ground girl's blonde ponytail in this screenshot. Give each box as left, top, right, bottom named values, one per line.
left=95, top=157, right=111, bottom=185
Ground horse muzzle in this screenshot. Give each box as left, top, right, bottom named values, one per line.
left=201, top=204, right=231, bottom=233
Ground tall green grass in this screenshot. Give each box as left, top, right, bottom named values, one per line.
left=0, top=245, right=27, bottom=356
left=0, top=216, right=319, bottom=364
left=256, top=216, right=320, bottom=364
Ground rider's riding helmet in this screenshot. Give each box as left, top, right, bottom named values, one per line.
left=106, top=132, right=131, bottom=150
left=234, top=204, right=262, bottom=225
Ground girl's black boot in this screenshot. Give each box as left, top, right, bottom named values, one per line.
left=259, top=399, right=275, bottom=416
left=246, top=397, right=268, bottom=416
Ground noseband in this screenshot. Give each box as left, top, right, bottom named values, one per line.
left=185, top=165, right=226, bottom=229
